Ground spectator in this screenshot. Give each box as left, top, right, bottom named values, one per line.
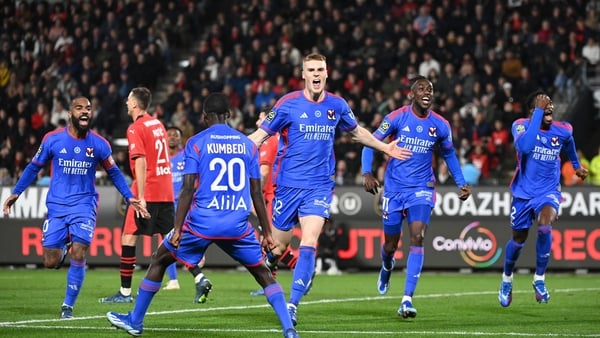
left=589, top=146, right=600, bottom=186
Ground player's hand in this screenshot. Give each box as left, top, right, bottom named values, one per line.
left=386, top=139, right=412, bottom=160
left=575, top=167, right=588, bottom=181
left=363, top=173, right=381, bottom=195
left=535, top=94, right=551, bottom=110
left=260, top=232, right=275, bottom=252
left=169, top=229, right=181, bottom=249
left=129, top=198, right=151, bottom=219
left=2, top=194, right=18, bottom=216
left=458, top=185, right=471, bottom=201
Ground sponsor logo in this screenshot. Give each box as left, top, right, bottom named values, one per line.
left=432, top=221, right=502, bottom=268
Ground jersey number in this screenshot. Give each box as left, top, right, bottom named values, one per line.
left=209, top=158, right=245, bottom=191
left=155, top=139, right=171, bottom=175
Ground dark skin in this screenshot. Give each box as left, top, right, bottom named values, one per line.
left=145, top=112, right=277, bottom=288
left=511, top=94, right=588, bottom=244
left=363, top=78, right=471, bottom=251
left=2, top=97, right=148, bottom=268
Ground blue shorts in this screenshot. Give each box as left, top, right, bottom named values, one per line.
left=272, top=186, right=333, bottom=231
left=162, top=226, right=263, bottom=268
left=510, top=193, right=560, bottom=231
left=42, top=214, right=96, bottom=248
left=381, top=189, right=434, bottom=235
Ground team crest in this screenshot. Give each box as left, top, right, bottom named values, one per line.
left=428, top=127, right=437, bottom=137
left=551, top=137, right=559, bottom=146
left=327, top=109, right=336, bottom=120
left=176, top=161, right=184, bottom=170
left=266, top=110, right=276, bottom=122
left=85, top=147, right=94, bottom=158
left=378, top=121, right=390, bottom=133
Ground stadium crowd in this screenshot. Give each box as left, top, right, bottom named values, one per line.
left=1, top=0, right=600, bottom=187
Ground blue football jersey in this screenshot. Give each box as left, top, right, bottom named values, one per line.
left=373, top=105, right=465, bottom=192
left=260, top=90, right=358, bottom=189
left=182, top=124, right=260, bottom=238
left=32, top=128, right=115, bottom=217
left=510, top=118, right=574, bottom=198
left=170, top=149, right=185, bottom=204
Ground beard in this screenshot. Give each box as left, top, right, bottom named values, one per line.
left=70, top=115, right=89, bottom=137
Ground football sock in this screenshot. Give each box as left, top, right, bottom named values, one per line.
left=166, top=263, right=177, bottom=281
left=63, top=258, right=86, bottom=307
left=404, top=246, right=424, bottom=297
left=120, top=245, right=136, bottom=295
left=131, top=278, right=161, bottom=326
left=194, top=271, right=205, bottom=284
left=535, top=225, right=552, bottom=276
left=503, top=239, right=525, bottom=276
left=381, top=244, right=394, bottom=270
left=289, top=245, right=315, bottom=306
left=189, top=265, right=202, bottom=278
left=264, top=283, right=294, bottom=331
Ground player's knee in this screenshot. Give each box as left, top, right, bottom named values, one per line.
left=42, top=253, right=59, bottom=268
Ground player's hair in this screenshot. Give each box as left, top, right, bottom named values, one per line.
left=525, top=89, right=546, bottom=111
left=70, top=96, right=90, bottom=109
left=130, top=87, right=152, bottom=110
left=409, top=75, right=429, bottom=91
left=303, top=53, right=326, bottom=63
left=203, top=92, right=230, bottom=115
left=167, top=126, right=183, bottom=136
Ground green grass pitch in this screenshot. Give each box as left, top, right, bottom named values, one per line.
left=0, top=268, right=598, bottom=337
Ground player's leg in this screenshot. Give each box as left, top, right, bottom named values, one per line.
left=532, top=201, right=558, bottom=303
left=186, top=256, right=210, bottom=302
left=378, top=192, right=404, bottom=295
left=499, top=197, right=532, bottom=307
left=59, top=215, right=97, bottom=319
left=398, top=204, right=431, bottom=319
left=107, top=230, right=200, bottom=335
left=158, top=232, right=180, bottom=290
left=41, top=218, right=69, bottom=269
left=100, top=205, right=144, bottom=303
left=225, top=231, right=297, bottom=337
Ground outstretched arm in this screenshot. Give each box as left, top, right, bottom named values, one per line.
left=249, top=128, right=270, bottom=147
left=3, top=162, right=44, bottom=215
left=350, top=125, right=412, bottom=160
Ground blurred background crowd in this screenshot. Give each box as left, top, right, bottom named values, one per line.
left=1, top=0, right=600, bottom=188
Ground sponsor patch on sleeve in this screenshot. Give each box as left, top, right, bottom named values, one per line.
left=266, top=110, right=276, bottom=122
left=377, top=121, right=390, bottom=133
left=515, top=124, right=525, bottom=134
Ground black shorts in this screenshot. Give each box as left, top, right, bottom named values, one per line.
left=124, top=202, right=174, bottom=236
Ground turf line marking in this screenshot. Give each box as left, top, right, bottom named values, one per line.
left=1, top=287, right=599, bottom=337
